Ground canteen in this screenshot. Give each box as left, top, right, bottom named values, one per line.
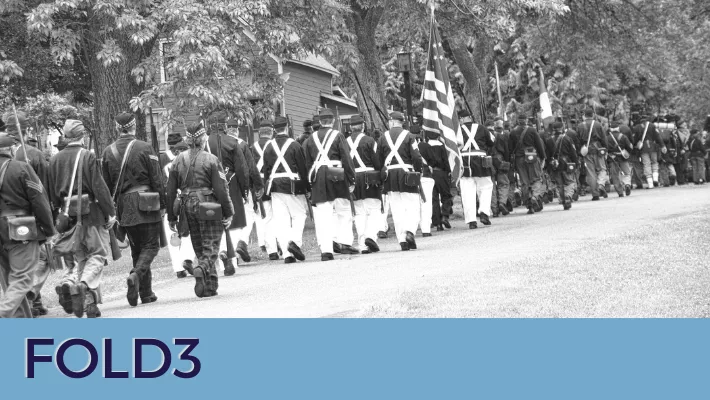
left=170, top=232, right=182, bottom=247
left=580, top=145, right=589, bottom=157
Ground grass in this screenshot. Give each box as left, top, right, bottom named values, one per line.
left=358, top=206, right=710, bottom=318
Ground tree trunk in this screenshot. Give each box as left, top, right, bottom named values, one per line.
left=345, top=0, right=389, bottom=132
left=84, top=11, right=154, bottom=153
left=442, top=30, right=493, bottom=124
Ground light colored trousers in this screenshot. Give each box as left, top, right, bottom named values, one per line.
left=219, top=197, right=277, bottom=266
left=380, top=194, right=390, bottom=232
left=584, top=152, right=608, bottom=197
left=460, top=176, right=493, bottom=223
left=354, top=198, right=382, bottom=248
left=419, top=177, right=435, bottom=234
left=58, top=225, right=108, bottom=303
left=0, top=241, right=39, bottom=318
left=641, top=151, right=659, bottom=185
left=609, top=159, right=632, bottom=194
left=388, top=191, right=420, bottom=243
left=271, top=192, right=308, bottom=258
left=313, top=198, right=353, bottom=254
left=163, top=215, right=194, bottom=272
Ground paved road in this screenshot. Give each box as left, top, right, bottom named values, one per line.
left=54, top=184, right=710, bottom=318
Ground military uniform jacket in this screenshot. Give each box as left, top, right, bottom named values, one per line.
left=688, top=135, right=705, bottom=158
left=207, top=133, right=248, bottom=229
left=632, top=121, right=663, bottom=153
left=233, top=135, right=264, bottom=194
left=607, top=132, right=633, bottom=157
left=159, top=152, right=172, bottom=184
left=303, top=127, right=356, bottom=203
left=166, top=149, right=233, bottom=222
left=565, top=128, right=581, bottom=155
left=550, top=134, right=578, bottom=166
left=576, top=118, right=608, bottom=152
left=0, top=154, right=55, bottom=243
left=297, top=132, right=311, bottom=146
left=15, top=144, right=49, bottom=191
left=101, top=135, right=166, bottom=227
left=508, top=125, right=546, bottom=160
left=619, top=125, right=634, bottom=144
left=376, top=127, right=422, bottom=194
left=348, top=132, right=382, bottom=201
left=251, top=137, right=273, bottom=201
left=492, top=131, right=510, bottom=170
left=419, top=140, right=450, bottom=177
left=262, top=134, right=310, bottom=196
left=662, top=131, right=682, bottom=163
left=460, top=123, right=494, bottom=177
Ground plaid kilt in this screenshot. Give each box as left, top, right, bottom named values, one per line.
left=184, top=196, right=222, bottom=283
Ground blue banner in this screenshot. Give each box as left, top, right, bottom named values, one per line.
left=1, top=319, right=708, bottom=399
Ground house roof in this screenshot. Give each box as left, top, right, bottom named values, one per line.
left=287, top=54, right=340, bottom=77
left=320, top=92, right=358, bottom=109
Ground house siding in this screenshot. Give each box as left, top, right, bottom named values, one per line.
left=283, top=62, right=332, bottom=135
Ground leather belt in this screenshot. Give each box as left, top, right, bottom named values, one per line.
left=355, top=167, right=375, bottom=173
left=1, top=209, right=30, bottom=217
left=124, top=185, right=151, bottom=194
left=183, top=187, right=213, bottom=195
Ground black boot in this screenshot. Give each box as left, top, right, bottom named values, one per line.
left=442, top=217, right=451, bottom=229
left=182, top=260, right=194, bottom=275
left=55, top=283, right=73, bottom=314
left=237, top=240, right=251, bottom=262
left=31, top=294, right=48, bottom=317
left=405, top=231, right=417, bottom=249
left=479, top=213, right=491, bottom=226
left=268, top=252, right=279, bottom=260
left=333, top=241, right=342, bottom=254
left=321, top=252, right=334, bottom=261
left=399, top=242, right=410, bottom=251
left=70, top=282, right=87, bottom=318
left=625, top=185, right=631, bottom=196
left=85, top=290, right=101, bottom=318
left=287, top=241, right=305, bottom=261
left=469, top=221, right=478, bottom=229
left=340, top=244, right=359, bottom=254
left=220, top=251, right=236, bottom=276
left=126, top=272, right=139, bottom=307
left=364, top=238, right=380, bottom=253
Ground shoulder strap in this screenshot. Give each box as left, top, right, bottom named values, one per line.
left=75, top=150, right=85, bottom=226
left=513, top=127, right=529, bottom=155
left=348, top=134, right=367, bottom=169
left=64, top=149, right=84, bottom=213
left=111, top=139, right=137, bottom=200
left=0, top=160, right=11, bottom=194
left=182, top=150, right=200, bottom=189
left=461, top=124, right=481, bottom=151
left=384, top=129, right=409, bottom=167
left=554, top=134, right=565, bottom=160
left=608, top=132, right=623, bottom=152
left=640, top=122, right=650, bottom=143
left=585, top=121, right=594, bottom=148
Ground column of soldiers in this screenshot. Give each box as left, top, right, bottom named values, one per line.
left=1, top=106, right=708, bottom=318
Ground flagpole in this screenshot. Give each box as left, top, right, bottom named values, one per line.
left=420, top=5, right=435, bottom=103
left=495, top=62, right=505, bottom=121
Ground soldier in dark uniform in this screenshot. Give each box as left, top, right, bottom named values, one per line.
left=660, top=127, right=681, bottom=186
left=0, top=135, right=55, bottom=318
left=460, top=112, right=495, bottom=228
left=225, top=119, right=264, bottom=258
left=303, top=109, right=356, bottom=260
left=548, top=122, right=578, bottom=210
left=252, top=121, right=279, bottom=259
left=347, top=115, right=384, bottom=251
left=261, top=116, right=310, bottom=263
left=206, top=119, right=249, bottom=274
left=607, top=122, right=633, bottom=197
left=163, top=133, right=194, bottom=279
left=49, top=120, right=116, bottom=318
left=377, top=111, right=422, bottom=251
left=3, top=112, right=53, bottom=316
left=576, top=108, right=610, bottom=200
left=509, top=114, right=546, bottom=214
left=491, top=118, right=511, bottom=217
left=101, top=112, right=166, bottom=307
left=632, top=114, right=667, bottom=189
left=297, top=119, right=313, bottom=145
left=167, top=123, right=233, bottom=298
left=418, top=127, right=451, bottom=232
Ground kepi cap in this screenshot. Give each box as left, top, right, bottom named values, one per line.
left=167, top=132, right=183, bottom=146
left=349, top=115, right=364, bottom=126
left=273, top=116, right=288, bottom=129
left=115, top=112, right=136, bottom=131
left=63, top=119, right=86, bottom=139
left=186, top=123, right=206, bottom=138
left=389, top=111, right=404, bottom=121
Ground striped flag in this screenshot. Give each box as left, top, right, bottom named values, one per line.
left=421, top=18, right=463, bottom=183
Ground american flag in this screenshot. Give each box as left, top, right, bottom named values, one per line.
left=421, top=18, right=463, bottom=183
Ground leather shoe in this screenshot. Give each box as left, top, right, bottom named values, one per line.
left=405, top=231, right=417, bottom=249
left=592, top=196, right=600, bottom=201
left=237, top=240, right=251, bottom=262
left=422, top=233, right=432, bottom=237
left=625, top=185, right=631, bottom=196
left=268, top=252, right=279, bottom=261
left=288, top=241, right=305, bottom=261
left=365, top=238, right=380, bottom=253
left=70, top=283, right=87, bottom=318
left=469, top=222, right=477, bottom=229
left=340, top=244, right=359, bottom=255
left=182, top=260, right=194, bottom=275
left=442, top=219, right=451, bottom=229
left=141, top=294, right=158, bottom=304
left=176, top=271, right=187, bottom=279
left=321, top=252, right=334, bottom=261
left=436, top=225, right=444, bottom=231
left=500, top=207, right=509, bottom=216
left=220, top=252, right=236, bottom=276
left=333, top=242, right=342, bottom=254
left=284, top=256, right=296, bottom=264
left=56, top=283, right=73, bottom=314
left=377, top=231, right=388, bottom=239
left=126, top=272, right=139, bottom=307
left=479, top=213, right=491, bottom=226
left=400, top=242, right=410, bottom=251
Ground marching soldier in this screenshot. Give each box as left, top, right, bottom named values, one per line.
left=298, top=119, right=314, bottom=145
left=167, top=123, right=233, bottom=298
left=225, top=119, right=265, bottom=260
left=576, top=108, right=609, bottom=200
left=548, top=122, right=578, bottom=210
left=102, top=112, right=166, bottom=307
left=163, top=133, right=195, bottom=279
left=419, top=127, right=451, bottom=231
left=4, top=112, right=51, bottom=316
left=509, top=114, right=546, bottom=214
left=0, top=134, right=55, bottom=318
left=48, top=119, right=116, bottom=318
left=415, top=126, right=436, bottom=236
left=607, top=122, right=633, bottom=197
left=347, top=115, right=384, bottom=250
left=206, top=118, right=249, bottom=273
left=251, top=121, right=279, bottom=259
left=459, top=112, right=494, bottom=228
left=632, top=114, right=667, bottom=189
left=377, top=111, right=422, bottom=251
left=262, top=116, right=310, bottom=263
left=688, top=129, right=705, bottom=184
left=490, top=118, right=511, bottom=217
left=304, top=108, right=357, bottom=260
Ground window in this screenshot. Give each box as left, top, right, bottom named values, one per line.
left=159, top=40, right=176, bottom=83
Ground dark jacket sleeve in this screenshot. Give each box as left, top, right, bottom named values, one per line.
left=24, top=164, right=55, bottom=237
left=336, top=134, right=356, bottom=185
left=243, top=143, right=264, bottom=192
left=649, top=125, right=664, bottom=147
left=369, top=138, right=382, bottom=171
left=408, top=134, right=423, bottom=172
left=303, top=137, right=315, bottom=178
left=166, top=159, right=180, bottom=222
left=376, top=137, right=386, bottom=169
left=534, top=131, right=546, bottom=160
left=33, top=151, right=49, bottom=192
left=87, top=151, right=116, bottom=219
left=232, top=144, right=249, bottom=199
left=101, top=150, right=113, bottom=196
left=566, top=137, right=578, bottom=164
left=262, top=146, right=275, bottom=183
left=292, top=143, right=311, bottom=191
left=211, top=160, right=234, bottom=219
left=146, top=148, right=167, bottom=209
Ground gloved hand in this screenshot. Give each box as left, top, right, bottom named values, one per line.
left=256, top=188, right=264, bottom=199
left=105, top=215, right=117, bottom=230
left=169, top=220, right=178, bottom=232
left=222, top=217, right=232, bottom=228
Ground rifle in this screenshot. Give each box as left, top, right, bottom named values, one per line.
left=11, top=104, right=29, bottom=163
left=214, top=128, right=237, bottom=260
left=352, top=71, right=377, bottom=132
left=149, top=108, right=168, bottom=249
